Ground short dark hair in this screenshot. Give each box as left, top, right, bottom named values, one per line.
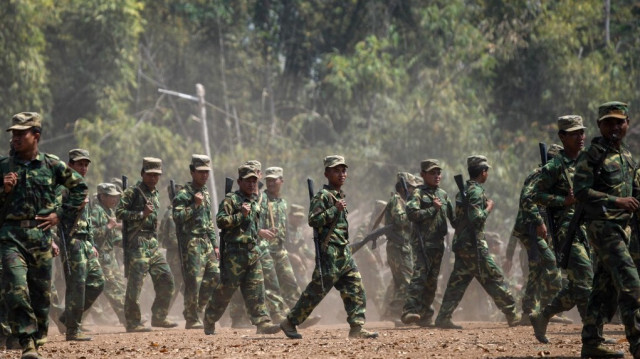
left=468, top=165, right=488, bottom=179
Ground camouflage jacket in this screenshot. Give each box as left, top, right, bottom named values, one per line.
left=115, top=180, right=160, bottom=237
left=91, top=201, right=121, bottom=254
left=59, top=186, right=93, bottom=244
left=451, top=180, right=490, bottom=253
left=308, top=185, right=349, bottom=246
left=259, top=190, right=288, bottom=248
left=574, top=136, right=638, bottom=222
left=512, top=168, right=543, bottom=238
left=384, top=192, right=411, bottom=245
left=0, top=152, right=87, bottom=232
left=172, top=182, right=217, bottom=247
left=406, top=185, right=454, bottom=248
left=158, top=206, right=178, bottom=250
left=216, top=190, right=261, bottom=245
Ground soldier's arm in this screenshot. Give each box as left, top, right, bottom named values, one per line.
left=574, top=148, right=613, bottom=205
left=467, top=185, right=489, bottom=229
left=206, top=201, right=218, bottom=247
left=172, top=189, right=198, bottom=225
left=216, top=196, right=245, bottom=229
left=445, top=194, right=456, bottom=225
left=115, top=187, right=144, bottom=221
left=532, top=161, right=566, bottom=208
left=522, top=173, right=544, bottom=226
left=54, top=159, right=88, bottom=222
left=90, top=206, right=107, bottom=248
left=308, top=191, right=337, bottom=228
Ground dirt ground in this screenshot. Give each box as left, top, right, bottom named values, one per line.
left=0, top=320, right=633, bottom=359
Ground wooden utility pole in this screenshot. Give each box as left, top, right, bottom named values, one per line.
left=196, top=83, right=219, bottom=212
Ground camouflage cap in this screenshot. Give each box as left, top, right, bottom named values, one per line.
left=69, top=148, right=91, bottom=162
left=547, top=144, right=564, bottom=159
left=397, top=172, right=419, bottom=187
left=7, top=112, right=42, bottom=132
left=290, top=203, right=305, bottom=214
left=244, top=160, right=262, bottom=171
left=420, top=159, right=442, bottom=172
left=467, top=155, right=491, bottom=169
left=413, top=174, right=424, bottom=186
left=557, top=115, right=586, bottom=132
left=324, top=155, right=348, bottom=168
left=265, top=166, right=283, bottom=179
left=238, top=164, right=259, bottom=179
left=97, top=183, right=120, bottom=196
left=142, top=157, right=163, bottom=174
left=191, top=154, right=211, bottom=171
left=598, top=101, right=629, bottom=123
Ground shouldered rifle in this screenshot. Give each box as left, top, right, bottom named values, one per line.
left=349, top=224, right=394, bottom=254
left=308, top=178, right=325, bottom=292
left=170, top=179, right=185, bottom=279
left=539, top=142, right=560, bottom=251
left=218, top=177, right=234, bottom=283
left=121, top=175, right=130, bottom=277
left=454, top=174, right=483, bottom=275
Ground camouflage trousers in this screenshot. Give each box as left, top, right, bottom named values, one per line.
left=382, top=241, right=413, bottom=319
left=0, top=260, right=9, bottom=336
left=124, top=235, right=175, bottom=328
left=403, top=244, right=443, bottom=321
left=165, top=247, right=184, bottom=311
left=287, top=244, right=366, bottom=327
left=98, top=250, right=126, bottom=325
left=204, top=243, right=271, bottom=326
left=436, top=248, right=517, bottom=322
left=518, top=231, right=562, bottom=314
left=179, top=237, right=219, bottom=324
left=581, top=220, right=640, bottom=354
left=61, top=237, right=105, bottom=332
left=269, top=245, right=301, bottom=309
left=541, top=238, right=592, bottom=319
left=0, top=226, right=53, bottom=346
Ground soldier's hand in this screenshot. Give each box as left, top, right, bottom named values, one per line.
left=336, top=199, right=347, bottom=212
left=3, top=172, right=17, bottom=193
left=259, top=229, right=275, bottom=240
left=486, top=199, right=495, bottom=212
left=51, top=241, right=60, bottom=257
left=564, top=189, right=577, bottom=206
left=79, top=196, right=89, bottom=210
left=433, top=197, right=442, bottom=210
left=194, top=192, right=204, bottom=207
left=36, top=212, right=60, bottom=231
left=214, top=246, right=220, bottom=260
left=143, top=201, right=153, bottom=217
left=503, top=259, right=512, bottom=274
left=615, top=197, right=640, bottom=212
left=241, top=203, right=251, bottom=216
left=91, top=245, right=99, bottom=258
left=536, top=223, right=547, bottom=239
left=107, top=217, right=117, bottom=230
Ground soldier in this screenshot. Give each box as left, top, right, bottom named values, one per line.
left=380, top=172, right=416, bottom=325
left=571, top=102, right=640, bottom=358
left=116, top=157, right=177, bottom=332
left=529, top=116, right=594, bottom=343
left=0, top=112, right=87, bottom=358
left=91, top=183, right=127, bottom=326
left=172, top=155, right=220, bottom=329
left=280, top=155, right=378, bottom=339
left=434, top=155, right=520, bottom=329
left=58, top=149, right=106, bottom=341
left=285, top=204, right=314, bottom=286
left=401, top=160, right=455, bottom=327
left=202, top=164, right=281, bottom=335
left=159, top=183, right=184, bottom=312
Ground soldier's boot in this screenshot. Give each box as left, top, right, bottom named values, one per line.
left=66, top=330, right=92, bottom=342
left=299, top=315, right=322, bottom=329
left=6, top=335, right=22, bottom=349
left=580, top=344, right=624, bottom=358
left=151, top=319, right=178, bottom=328
left=549, top=314, right=573, bottom=324
left=506, top=312, right=522, bottom=327
left=280, top=318, right=302, bottom=339
left=434, top=318, right=462, bottom=330
left=529, top=312, right=550, bottom=344
left=21, top=338, right=42, bottom=359
left=348, top=326, right=379, bottom=339
left=417, top=315, right=434, bottom=328
left=401, top=313, right=420, bottom=325
left=203, top=321, right=215, bottom=335
left=126, top=324, right=151, bottom=333
left=256, top=321, right=281, bottom=334
left=603, top=338, right=618, bottom=345
left=185, top=320, right=204, bottom=330
left=34, top=336, right=47, bottom=348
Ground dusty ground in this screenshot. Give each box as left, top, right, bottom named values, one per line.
left=0, top=320, right=632, bottom=358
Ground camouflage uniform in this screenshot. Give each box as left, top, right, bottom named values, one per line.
left=91, top=186, right=126, bottom=325
left=284, top=209, right=314, bottom=286
left=402, top=179, right=455, bottom=324
left=116, top=178, right=175, bottom=329
left=515, top=168, right=562, bottom=316
left=435, top=164, right=518, bottom=325
left=286, top=184, right=367, bottom=327
left=575, top=133, right=640, bottom=353
left=172, top=181, right=220, bottom=326
left=0, top=147, right=87, bottom=350
left=532, top=150, right=592, bottom=319
left=158, top=205, right=184, bottom=310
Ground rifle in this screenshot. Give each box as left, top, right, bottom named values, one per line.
left=349, top=224, right=394, bottom=254
left=307, top=178, right=325, bottom=292
left=121, top=175, right=130, bottom=277
left=219, top=177, right=234, bottom=283
left=170, top=179, right=185, bottom=279
left=454, top=174, right=483, bottom=275
left=539, top=142, right=559, bottom=251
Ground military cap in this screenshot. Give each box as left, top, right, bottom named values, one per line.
left=421, top=159, right=442, bottom=172
left=397, top=172, right=419, bottom=187
left=191, top=154, right=211, bottom=171
left=467, top=155, right=491, bottom=169
left=110, top=177, right=123, bottom=192
left=97, top=183, right=120, bottom=196
left=238, top=164, right=259, bottom=179
left=244, top=160, right=262, bottom=171
left=324, top=155, right=348, bottom=168
left=557, top=115, right=586, bottom=132
left=598, top=101, right=629, bottom=123
left=413, top=174, right=424, bottom=186
left=290, top=204, right=305, bottom=214
left=7, top=112, right=42, bottom=131
left=142, top=157, right=163, bottom=174
left=69, top=148, right=91, bottom=162
left=547, top=144, right=564, bottom=159
left=265, top=166, right=283, bottom=179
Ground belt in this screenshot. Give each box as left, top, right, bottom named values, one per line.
left=225, top=242, right=255, bottom=251
left=5, top=220, right=43, bottom=228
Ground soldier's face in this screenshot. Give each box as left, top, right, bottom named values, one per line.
left=101, top=195, right=119, bottom=209
left=238, top=176, right=258, bottom=196
left=10, top=129, right=38, bottom=153
left=191, top=170, right=209, bottom=188
left=598, top=117, right=628, bottom=142
left=422, top=169, right=442, bottom=187
left=69, top=159, right=90, bottom=178
left=266, top=177, right=283, bottom=194
left=142, top=172, right=161, bottom=189
left=325, top=165, right=347, bottom=188
left=559, top=129, right=585, bottom=153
